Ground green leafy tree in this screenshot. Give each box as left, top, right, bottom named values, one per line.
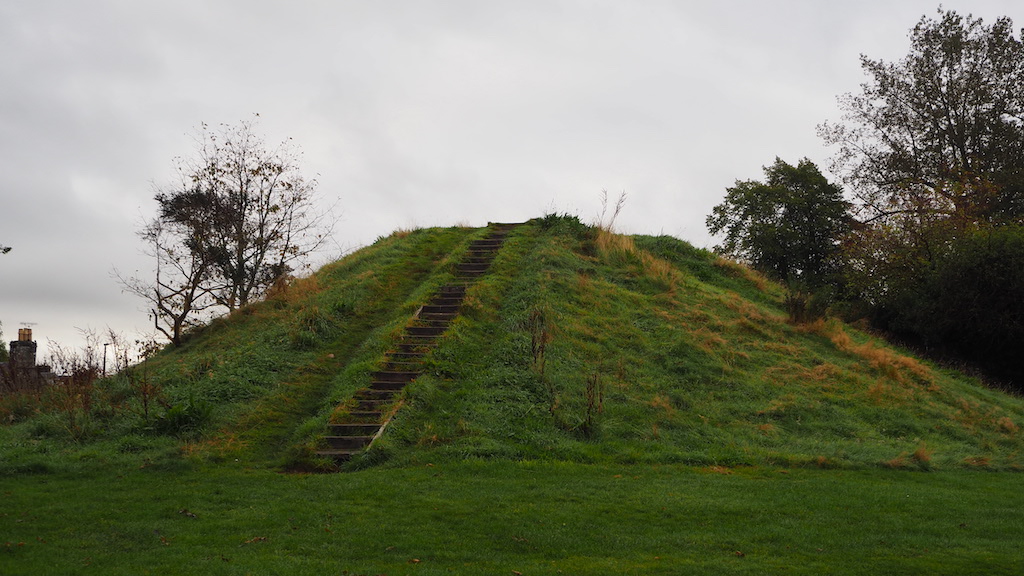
left=820, top=8, right=1024, bottom=227
left=821, top=8, right=1024, bottom=387
left=706, top=158, right=850, bottom=321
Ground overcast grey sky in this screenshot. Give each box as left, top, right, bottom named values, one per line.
left=1, top=0, right=1020, bottom=357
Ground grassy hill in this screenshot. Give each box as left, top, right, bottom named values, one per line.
left=3, top=216, right=1024, bottom=574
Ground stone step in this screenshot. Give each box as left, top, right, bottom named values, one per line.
left=406, top=325, right=447, bottom=337
left=316, top=449, right=358, bottom=462
left=328, top=423, right=380, bottom=436
left=387, top=350, right=425, bottom=362
left=438, top=284, right=467, bottom=295
left=398, top=335, right=439, bottom=348
left=421, top=304, right=460, bottom=315
left=356, top=388, right=400, bottom=400
left=368, top=379, right=407, bottom=391
left=455, top=270, right=487, bottom=279
left=344, top=410, right=384, bottom=422
left=418, top=311, right=457, bottom=322
left=395, top=342, right=433, bottom=354
left=369, top=371, right=420, bottom=383
left=352, top=397, right=390, bottom=411
left=460, top=254, right=497, bottom=264
left=381, top=360, right=422, bottom=371
left=324, top=435, right=374, bottom=450
left=427, top=296, right=463, bottom=306
left=315, top=223, right=522, bottom=469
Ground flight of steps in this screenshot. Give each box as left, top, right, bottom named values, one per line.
left=315, top=223, right=518, bottom=465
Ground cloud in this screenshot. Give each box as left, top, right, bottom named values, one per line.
left=2, top=0, right=1021, bottom=353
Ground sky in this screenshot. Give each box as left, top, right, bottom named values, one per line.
left=1, top=0, right=1020, bottom=359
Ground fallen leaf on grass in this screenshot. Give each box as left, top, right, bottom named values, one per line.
left=241, top=536, right=268, bottom=546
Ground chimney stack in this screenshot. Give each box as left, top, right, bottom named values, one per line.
left=10, top=329, right=37, bottom=369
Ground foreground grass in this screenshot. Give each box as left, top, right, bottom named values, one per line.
left=2, top=460, right=1022, bottom=575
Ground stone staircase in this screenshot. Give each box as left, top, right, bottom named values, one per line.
left=315, top=223, right=519, bottom=465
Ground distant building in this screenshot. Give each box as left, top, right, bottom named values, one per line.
left=0, top=329, right=55, bottom=393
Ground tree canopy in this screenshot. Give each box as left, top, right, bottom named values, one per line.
left=818, top=8, right=1024, bottom=386
left=707, top=158, right=849, bottom=289
left=820, top=8, right=1024, bottom=227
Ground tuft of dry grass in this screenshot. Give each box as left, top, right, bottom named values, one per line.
left=713, top=256, right=771, bottom=292
left=703, top=465, right=734, bottom=475
left=998, top=417, right=1019, bottom=435
left=884, top=454, right=907, bottom=468
left=807, top=320, right=934, bottom=386
left=963, top=455, right=992, bottom=468
left=649, top=393, right=675, bottom=417
left=912, top=442, right=932, bottom=467
left=595, top=228, right=636, bottom=255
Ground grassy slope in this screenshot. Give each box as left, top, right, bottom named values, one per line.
left=3, top=218, right=1024, bottom=574
left=370, top=217, right=1024, bottom=471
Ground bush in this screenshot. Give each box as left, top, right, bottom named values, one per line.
left=881, top=225, right=1024, bottom=386
left=153, top=395, right=212, bottom=439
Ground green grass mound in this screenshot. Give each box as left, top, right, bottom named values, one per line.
left=3, top=217, right=1024, bottom=473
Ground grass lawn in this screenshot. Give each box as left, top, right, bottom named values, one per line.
left=3, top=460, right=1023, bottom=575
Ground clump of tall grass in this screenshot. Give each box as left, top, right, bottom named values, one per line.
left=804, top=319, right=934, bottom=386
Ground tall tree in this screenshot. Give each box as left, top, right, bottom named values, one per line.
left=820, top=8, right=1024, bottom=227
left=821, top=8, right=1024, bottom=386
left=161, top=118, right=326, bottom=311
left=707, top=158, right=849, bottom=286
left=120, top=118, right=329, bottom=345
left=706, top=158, right=850, bottom=321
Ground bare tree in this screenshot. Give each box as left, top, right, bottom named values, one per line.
left=162, top=117, right=328, bottom=311
left=117, top=216, right=218, bottom=346
left=120, top=117, right=331, bottom=345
